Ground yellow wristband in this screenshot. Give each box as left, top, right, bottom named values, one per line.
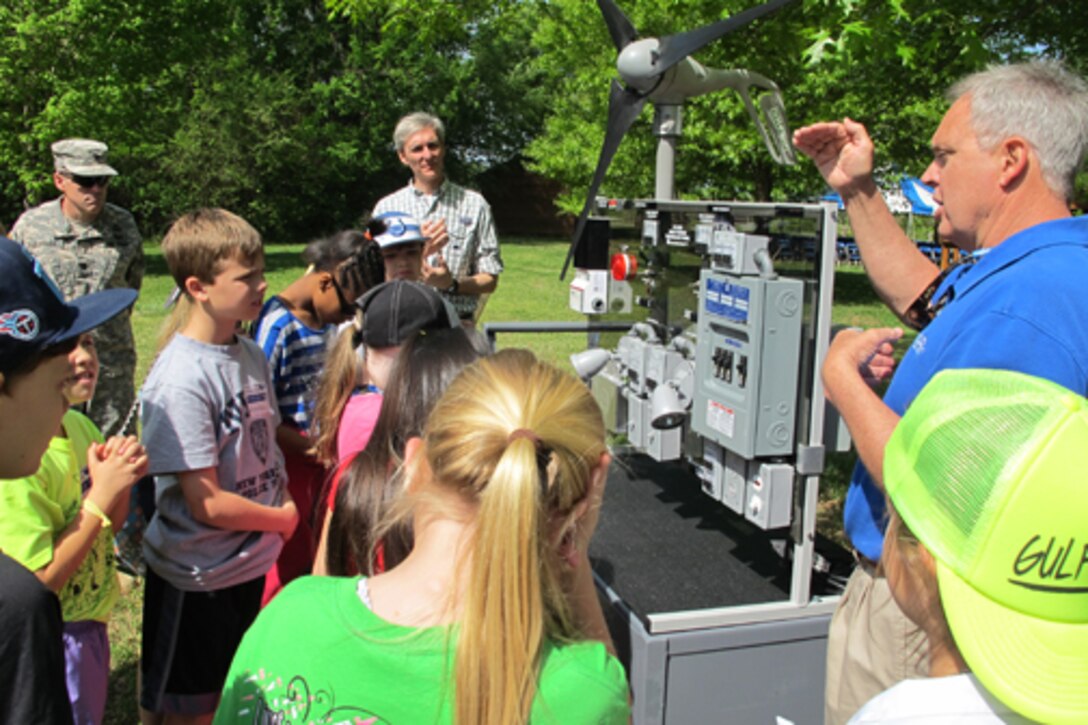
left=82, top=499, right=111, bottom=528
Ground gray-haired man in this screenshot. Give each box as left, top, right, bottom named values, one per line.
left=794, top=61, right=1088, bottom=723
left=10, top=139, right=143, bottom=438
left=372, top=112, right=502, bottom=324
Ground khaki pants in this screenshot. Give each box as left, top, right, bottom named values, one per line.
left=824, top=562, right=928, bottom=725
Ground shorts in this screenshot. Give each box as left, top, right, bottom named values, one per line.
left=140, top=568, right=264, bottom=715
left=63, top=620, right=110, bottom=725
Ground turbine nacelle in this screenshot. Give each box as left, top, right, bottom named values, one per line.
left=619, top=46, right=731, bottom=104
left=616, top=38, right=664, bottom=92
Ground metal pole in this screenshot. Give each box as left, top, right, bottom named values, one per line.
left=481, top=320, right=635, bottom=353
left=790, top=203, right=840, bottom=606
left=653, top=105, right=682, bottom=200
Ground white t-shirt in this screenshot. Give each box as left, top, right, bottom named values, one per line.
left=848, top=673, right=1034, bottom=723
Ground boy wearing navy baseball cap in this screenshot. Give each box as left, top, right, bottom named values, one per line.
left=0, top=235, right=136, bottom=724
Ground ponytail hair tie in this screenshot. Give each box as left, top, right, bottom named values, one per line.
left=508, top=428, right=541, bottom=446
left=508, top=428, right=553, bottom=497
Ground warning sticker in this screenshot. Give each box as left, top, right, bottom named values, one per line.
left=706, top=399, right=735, bottom=438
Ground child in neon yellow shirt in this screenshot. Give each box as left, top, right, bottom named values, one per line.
left=0, top=332, right=148, bottom=724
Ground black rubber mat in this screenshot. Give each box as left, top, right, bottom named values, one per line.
left=590, top=451, right=795, bottom=623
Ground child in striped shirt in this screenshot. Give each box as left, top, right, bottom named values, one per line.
left=253, top=231, right=382, bottom=603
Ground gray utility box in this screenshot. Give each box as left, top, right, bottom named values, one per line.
left=592, top=452, right=846, bottom=725
left=691, top=270, right=804, bottom=460
left=577, top=199, right=846, bottom=723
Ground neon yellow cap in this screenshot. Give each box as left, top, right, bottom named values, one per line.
left=884, top=368, right=1088, bottom=724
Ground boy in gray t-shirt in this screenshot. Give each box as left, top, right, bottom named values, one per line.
left=138, top=209, right=298, bottom=721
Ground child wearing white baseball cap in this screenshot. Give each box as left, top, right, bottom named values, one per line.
left=368, top=211, right=426, bottom=282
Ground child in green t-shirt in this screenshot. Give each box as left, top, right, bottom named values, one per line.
left=0, top=331, right=148, bottom=724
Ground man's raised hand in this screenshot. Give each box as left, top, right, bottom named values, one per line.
left=793, top=118, right=877, bottom=197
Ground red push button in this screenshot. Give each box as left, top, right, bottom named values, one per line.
left=611, top=253, right=637, bottom=281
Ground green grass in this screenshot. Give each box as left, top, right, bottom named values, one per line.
left=105, top=578, right=141, bottom=723
left=476, top=237, right=593, bottom=367
left=132, top=238, right=588, bottom=383
left=107, top=238, right=891, bottom=723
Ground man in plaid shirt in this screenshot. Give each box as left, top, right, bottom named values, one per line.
left=372, top=112, right=503, bottom=324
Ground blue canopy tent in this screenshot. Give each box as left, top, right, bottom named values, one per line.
left=823, top=177, right=937, bottom=263
left=821, top=177, right=935, bottom=215
left=899, top=177, right=938, bottom=261
left=900, top=177, right=936, bottom=216
left=822, top=191, right=844, bottom=209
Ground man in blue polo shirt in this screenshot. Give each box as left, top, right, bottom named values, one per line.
left=794, top=61, right=1088, bottom=724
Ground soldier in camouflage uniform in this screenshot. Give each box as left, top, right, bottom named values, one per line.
left=10, top=139, right=143, bottom=438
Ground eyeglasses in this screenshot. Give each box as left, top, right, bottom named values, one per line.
left=407, top=141, right=441, bottom=154
left=330, top=274, right=355, bottom=317
left=67, top=174, right=111, bottom=189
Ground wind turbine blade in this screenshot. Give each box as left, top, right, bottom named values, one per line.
left=758, top=91, right=796, bottom=164
left=654, top=0, right=796, bottom=75
left=597, top=0, right=638, bottom=51
left=561, top=80, right=648, bottom=279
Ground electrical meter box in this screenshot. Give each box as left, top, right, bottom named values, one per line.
left=691, top=270, right=804, bottom=459
left=568, top=215, right=633, bottom=315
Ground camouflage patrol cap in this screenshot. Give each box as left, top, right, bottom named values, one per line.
left=52, top=138, right=118, bottom=177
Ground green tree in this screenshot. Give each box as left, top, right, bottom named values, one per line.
left=0, top=0, right=232, bottom=224
left=0, top=0, right=550, bottom=242
left=1, top=0, right=1083, bottom=240
left=523, top=0, right=1086, bottom=214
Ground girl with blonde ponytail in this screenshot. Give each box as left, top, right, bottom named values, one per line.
left=215, top=349, right=630, bottom=724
